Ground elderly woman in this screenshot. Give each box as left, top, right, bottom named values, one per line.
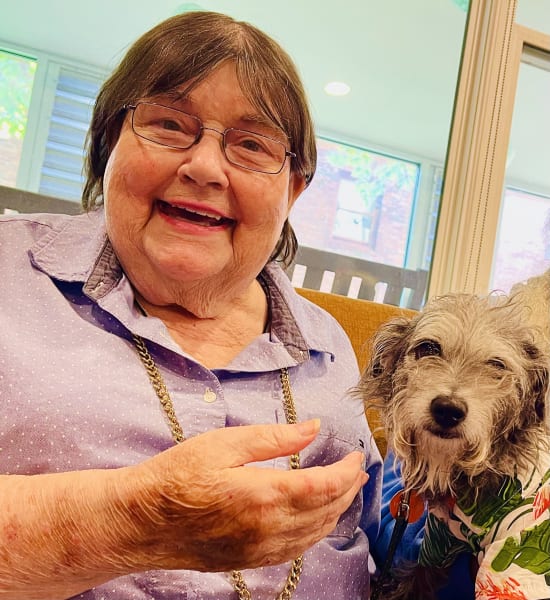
left=0, top=11, right=381, bottom=600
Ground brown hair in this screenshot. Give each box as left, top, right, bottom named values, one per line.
left=83, top=10, right=317, bottom=266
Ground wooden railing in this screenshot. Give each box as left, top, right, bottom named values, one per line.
left=288, top=245, right=428, bottom=310
left=0, top=185, right=81, bottom=215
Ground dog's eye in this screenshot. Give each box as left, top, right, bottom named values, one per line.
left=487, top=358, right=507, bottom=370
left=414, top=340, right=441, bottom=359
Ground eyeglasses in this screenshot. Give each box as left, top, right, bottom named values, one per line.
left=123, top=102, right=296, bottom=175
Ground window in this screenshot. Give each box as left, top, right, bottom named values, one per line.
left=491, top=187, right=550, bottom=292
left=37, top=68, right=101, bottom=200
left=0, top=49, right=36, bottom=187
left=0, top=41, right=104, bottom=202
left=289, top=137, right=437, bottom=309
left=429, top=3, right=550, bottom=298
left=290, top=137, right=428, bottom=269
left=489, top=48, right=550, bottom=293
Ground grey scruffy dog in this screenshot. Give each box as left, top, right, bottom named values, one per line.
left=359, top=293, right=550, bottom=600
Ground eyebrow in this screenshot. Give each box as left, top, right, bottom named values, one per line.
left=236, top=114, right=287, bottom=139
left=149, top=92, right=287, bottom=141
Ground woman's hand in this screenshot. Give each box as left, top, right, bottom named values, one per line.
left=0, top=420, right=368, bottom=599
left=124, top=419, right=369, bottom=572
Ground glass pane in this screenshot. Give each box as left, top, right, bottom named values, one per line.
left=490, top=49, right=550, bottom=292
left=285, top=0, right=468, bottom=308
left=291, top=137, right=419, bottom=268
left=516, top=0, right=550, bottom=36
left=0, top=49, right=36, bottom=187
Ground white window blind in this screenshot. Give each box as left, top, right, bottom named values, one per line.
left=38, top=68, right=101, bottom=201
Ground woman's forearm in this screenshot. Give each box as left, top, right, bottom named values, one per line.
left=0, top=422, right=367, bottom=599
left=0, top=468, right=145, bottom=599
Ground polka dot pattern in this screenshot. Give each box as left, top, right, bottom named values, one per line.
left=0, top=212, right=381, bottom=599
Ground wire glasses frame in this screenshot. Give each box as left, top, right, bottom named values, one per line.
left=123, top=102, right=296, bottom=175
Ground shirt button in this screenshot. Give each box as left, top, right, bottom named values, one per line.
left=203, top=388, right=217, bottom=403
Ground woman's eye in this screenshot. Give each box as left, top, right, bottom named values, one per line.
left=414, top=340, right=441, bottom=360
left=487, top=358, right=507, bottom=370
left=159, top=119, right=183, bottom=131
left=238, top=136, right=271, bottom=155
left=241, top=138, right=263, bottom=152
left=228, top=130, right=277, bottom=157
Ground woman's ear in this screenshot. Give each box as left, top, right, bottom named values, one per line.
left=286, top=173, right=307, bottom=214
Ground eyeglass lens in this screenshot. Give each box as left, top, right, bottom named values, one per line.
left=131, top=102, right=288, bottom=174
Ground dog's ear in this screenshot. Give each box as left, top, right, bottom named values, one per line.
left=357, top=316, right=414, bottom=404
left=523, top=341, right=550, bottom=423
left=370, top=318, right=413, bottom=377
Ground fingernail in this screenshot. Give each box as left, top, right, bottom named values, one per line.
left=296, top=418, right=321, bottom=436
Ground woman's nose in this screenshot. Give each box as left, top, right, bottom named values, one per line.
left=176, top=129, right=230, bottom=187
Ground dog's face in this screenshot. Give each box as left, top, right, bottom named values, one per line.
left=359, top=293, right=550, bottom=497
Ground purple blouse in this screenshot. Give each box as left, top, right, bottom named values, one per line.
left=0, top=210, right=381, bottom=599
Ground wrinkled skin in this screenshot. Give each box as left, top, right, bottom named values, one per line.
left=1, top=421, right=368, bottom=599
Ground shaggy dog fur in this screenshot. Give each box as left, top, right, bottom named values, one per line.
left=510, top=269, right=550, bottom=355
left=358, top=293, right=550, bottom=600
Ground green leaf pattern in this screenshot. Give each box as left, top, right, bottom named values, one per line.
left=418, top=462, right=550, bottom=597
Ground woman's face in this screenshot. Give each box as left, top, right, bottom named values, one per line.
left=103, top=62, right=305, bottom=310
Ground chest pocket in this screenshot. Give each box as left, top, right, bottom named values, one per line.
left=273, top=410, right=366, bottom=545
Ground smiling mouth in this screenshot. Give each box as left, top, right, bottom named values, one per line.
left=157, top=200, right=235, bottom=227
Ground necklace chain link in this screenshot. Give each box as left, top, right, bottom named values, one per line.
left=132, top=333, right=303, bottom=600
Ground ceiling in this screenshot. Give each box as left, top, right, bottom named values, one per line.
left=1, top=1, right=548, bottom=192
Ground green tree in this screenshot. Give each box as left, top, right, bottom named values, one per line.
left=326, top=144, right=418, bottom=213
left=0, top=50, right=37, bottom=139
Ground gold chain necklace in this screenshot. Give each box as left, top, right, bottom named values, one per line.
left=131, top=333, right=303, bottom=599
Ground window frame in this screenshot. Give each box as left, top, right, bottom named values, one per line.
left=0, top=38, right=106, bottom=196
left=429, top=0, right=550, bottom=297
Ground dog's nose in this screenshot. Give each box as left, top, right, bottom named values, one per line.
left=430, top=396, right=467, bottom=428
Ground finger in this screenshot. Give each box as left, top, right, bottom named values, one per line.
left=284, top=451, right=368, bottom=509
left=234, top=450, right=368, bottom=512
left=227, top=453, right=368, bottom=559
left=180, top=419, right=321, bottom=468
left=284, top=456, right=369, bottom=541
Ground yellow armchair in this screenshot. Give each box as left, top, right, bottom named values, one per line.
left=296, top=288, right=417, bottom=457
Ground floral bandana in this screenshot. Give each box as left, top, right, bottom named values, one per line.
left=419, top=451, right=550, bottom=599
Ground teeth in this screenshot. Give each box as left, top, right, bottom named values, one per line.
left=168, top=202, right=222, bottom=221
left=190, top=209, right=222, bottom=221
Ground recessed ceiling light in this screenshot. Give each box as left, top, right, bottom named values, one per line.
left=324, top=81, right=351, bottom=96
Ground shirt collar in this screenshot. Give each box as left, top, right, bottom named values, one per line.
left=260, top=263, right=335, bottom=363
left=29, top=210, right=333, bottom=364
left=29, top=210, right=122, bottom=297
